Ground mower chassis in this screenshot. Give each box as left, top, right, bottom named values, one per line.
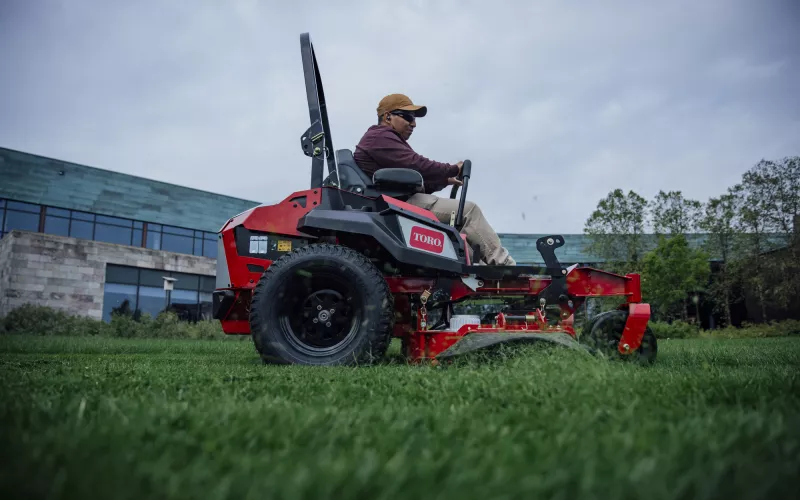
left=383, top=268, right=651, bottom=363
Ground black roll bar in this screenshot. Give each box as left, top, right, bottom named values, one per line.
left=299, top=33, right=337, bottom=189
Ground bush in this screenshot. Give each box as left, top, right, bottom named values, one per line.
left=649, top=320, right=700, bottom=339
left=702, top=319, right=800, bottom=339
left=0, top=304, right=236, bottom=340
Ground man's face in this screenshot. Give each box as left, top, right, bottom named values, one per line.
left=385, top=110, right=416, bottom=140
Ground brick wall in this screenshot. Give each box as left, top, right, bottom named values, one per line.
left=0, top=230, right=215, bottom=319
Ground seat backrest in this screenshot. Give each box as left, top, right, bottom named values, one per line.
left=321, top=149, right=373, bottom=194
left=322, top=149, right=422, bottom=201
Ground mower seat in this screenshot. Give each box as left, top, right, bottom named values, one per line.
left=323, top=149, right=373, bottom=194
left=324, top=149, right=424, bottom=201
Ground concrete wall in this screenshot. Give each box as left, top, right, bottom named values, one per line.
left=0, top=230, right=215, bottom=320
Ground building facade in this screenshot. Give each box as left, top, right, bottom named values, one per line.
left=0, top=147, right=258, bottom=321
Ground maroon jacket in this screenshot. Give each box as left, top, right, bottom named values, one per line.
left=354, top=125, right=460, bottom=194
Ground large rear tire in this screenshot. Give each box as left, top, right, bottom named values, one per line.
left=580, top=309, right=657, bottom=365
left=249, top=243, right=394, bottom=366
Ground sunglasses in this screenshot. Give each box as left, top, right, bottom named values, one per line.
left=390, top=110, right=416, bottom=122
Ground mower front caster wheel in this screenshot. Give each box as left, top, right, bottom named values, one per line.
left=581, top=309, right=657, bottom=365
left=249, top=243, right=395, bottom=366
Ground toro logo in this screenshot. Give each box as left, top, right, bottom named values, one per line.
left=409, top=226, right=444, bottom=254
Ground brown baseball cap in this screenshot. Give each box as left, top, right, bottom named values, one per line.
left=377, top=93, right=428, bottom=118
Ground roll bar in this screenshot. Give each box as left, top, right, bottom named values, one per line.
left=298, top=33, right=337, bottom=189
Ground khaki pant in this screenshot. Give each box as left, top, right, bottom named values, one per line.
left=406, top=193, right=516, bottom=266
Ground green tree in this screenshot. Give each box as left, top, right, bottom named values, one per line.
left=731, top=157, right=800, bottom=320
left=743, top=157, right=800, bottom=312
left=642, top=234, right=711, bottom=321
left=583, top=189, right=649, bottom=274
left=650, top=190, right=703, bottom=235
left=699, top=192, right=741, bottom=326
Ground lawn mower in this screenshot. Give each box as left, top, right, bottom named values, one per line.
left=211, top=33, right=657, bottom=366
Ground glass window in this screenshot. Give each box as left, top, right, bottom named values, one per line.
left=171, top=290, right=198, bottom=304
left=96, top=215, right=131, bottom=226
left=132, top=229, right=143, bottom=247
left=137, top=286, right=166, bottom=319
left=162, top=233, right=193, bottom=254
left=193, top=237, right=204, bottom=256
left=147, top=223, right=162, bottom=232
left=0, top=199, right=5, bottom=208
left=199, top=292, right=213, bottom=320
left=106, top=265, right=139, bottom=285
left=139, top=269, right=167, bottom=288
left=169, top=289, right=199, bottom=321
left=70, top=220, right=94, bottom=239
left=4, top=210, right=40, bottom=232
left=47, top=207, right=70, bottom=217
left=171, top=273, right=199, bottom=290
left=200, top=276, right=216, bottom=292
left=95, top=223, right=133, bottom=246
left=163, top=225, right=193, bottom=237
left=133, top=221, right=143, bottom=229
left=203, top=237, right=218, bottom=258
left=146, top=231, right=161, bottom=250
left=44, top=216, right=70, bottom=237
left=72, top=211, right=94, bottom=221
left=102, top=283, right=138, bottom=322
left=7, top=201, right=41, bottom=212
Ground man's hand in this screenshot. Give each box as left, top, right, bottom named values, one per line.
left=447, top=160, right=464, bottom=186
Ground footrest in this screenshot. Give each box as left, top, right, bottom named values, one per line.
left=464, top=265, right=548, bottom=280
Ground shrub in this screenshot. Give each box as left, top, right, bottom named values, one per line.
left=648, top=320, right=700, bottom=339
left=1, top=304, right=233, bottom=340
left=702, top=319, right=800, bottom=339
left=0, top=305, right=96, bottom=336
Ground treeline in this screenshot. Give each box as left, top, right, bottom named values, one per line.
left=583, top=156, right=799, bottom=327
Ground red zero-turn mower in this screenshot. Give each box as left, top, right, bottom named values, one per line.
left=211, top=33, right=657, bottom=366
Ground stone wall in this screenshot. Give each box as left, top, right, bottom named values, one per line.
left=0, top=230, right=216, bottom=320
left=0, top=232, right=13, bottom=316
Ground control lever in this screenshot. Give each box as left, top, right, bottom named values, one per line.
left=448, top=160, right=472, bottom=228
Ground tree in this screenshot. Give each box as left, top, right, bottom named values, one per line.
left=743, top=157, right=800, bottom=312
left=583, top=189, right=649, bottom=274
left=650, top=190, right=703, bottom=235
left=699, top=192, right=740, bottom=326
left=730, top=157, right=800, bottom=320
left=642, top=234, right=711, bottom=322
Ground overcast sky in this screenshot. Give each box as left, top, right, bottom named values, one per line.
left=1, top=0, right=798, bottom=234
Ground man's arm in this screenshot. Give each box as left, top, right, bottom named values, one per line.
left=365, top=130, right=460, bottom=187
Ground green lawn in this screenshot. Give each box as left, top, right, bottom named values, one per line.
left=1, top=335, right=798, bottom=500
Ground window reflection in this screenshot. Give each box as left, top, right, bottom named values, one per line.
left=103, top=283, right=138, bottom=322
left=70, top=220, right=94, bottom=239
left=4, top=210, right=40, bottom=233
left=44, top=216, right=70, bottom=237
left=103, top=264, right=216, bottom=323
left=1, top=199, right=221, bottom=260
left=137, top=286, right=166, bottom=319
left=162, top=233, right=193, bottom=254
left=95, top=224, right=133, bottom=245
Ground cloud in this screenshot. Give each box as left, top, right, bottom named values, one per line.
left=1, top=0, right=798, bottom=233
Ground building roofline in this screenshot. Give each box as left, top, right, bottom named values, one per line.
left=0, top=145, right=262, bottom=206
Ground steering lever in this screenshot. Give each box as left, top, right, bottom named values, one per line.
left=448, top=160, right=472, bottom=228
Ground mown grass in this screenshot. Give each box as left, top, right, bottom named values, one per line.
left=1, top=335, right=799, bottom=500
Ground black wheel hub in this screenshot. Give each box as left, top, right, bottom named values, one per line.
left=278, top=270, right=362, bottom=356
left=299, top=290, right=353, bottom=348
